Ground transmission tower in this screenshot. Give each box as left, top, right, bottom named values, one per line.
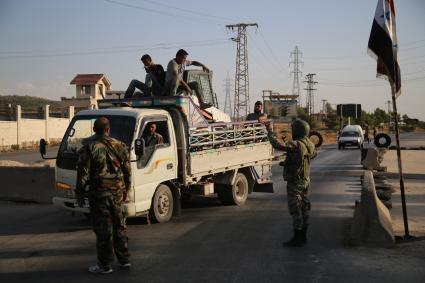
left=304, top=73, right=318, bottom=120
left=223, top=72, right=233, bottom=117
left=289, top=46, right=303, bottom=102
left=226, top=23, right=258, bottom=120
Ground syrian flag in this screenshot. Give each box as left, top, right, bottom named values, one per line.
left=368, top=0, right=401, bottom=97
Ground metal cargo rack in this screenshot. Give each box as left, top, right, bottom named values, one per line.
left=189, top=121, right=268, bottom=152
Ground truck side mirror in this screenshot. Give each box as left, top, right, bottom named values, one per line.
left=134, top=138, right=145, bottom=157
left=39, top=138, right=47, bottom=156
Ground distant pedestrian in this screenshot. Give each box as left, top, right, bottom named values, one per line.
left=246, top=101, right=266, bottom=121
left=75, top=117, right=132, bottom=274
left=373, top=126, right=377, bottom=138
left=364, top=124, right=370, bottom=144
left=262, top=118, right=317, bottom=247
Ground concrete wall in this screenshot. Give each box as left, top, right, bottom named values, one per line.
left=0, top=166, right=55, bottom=203
left=0, top=105, right=75, bottom=150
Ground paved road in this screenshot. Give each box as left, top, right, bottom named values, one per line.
left=0, top=146, right=58, bottom=164
left=1, top=145, right=424, bottom=282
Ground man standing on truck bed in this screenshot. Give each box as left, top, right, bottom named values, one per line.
left=75, top=117, right=132, bottom=274
left=162, top=49, right=212, bottom=109
left=124, top=54, right=165, bottom=98
left=261, top=115, right=316, bottom=247
left=246, top=101, right=266, bottom=121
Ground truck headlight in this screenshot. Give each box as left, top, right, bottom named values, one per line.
left=56, top=182, right=71, bottom=190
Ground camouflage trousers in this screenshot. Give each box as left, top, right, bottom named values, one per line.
left=286, top=181, right=311, bottom=230
left=89, top=192, right=130, bottom=269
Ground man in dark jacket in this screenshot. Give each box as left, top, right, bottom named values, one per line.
left=124, top=54, right=165, bottom=98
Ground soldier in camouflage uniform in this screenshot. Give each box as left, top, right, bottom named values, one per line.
left=75, top=117, right=132, bottom=274
left=262, top=116, right=317, bottom=247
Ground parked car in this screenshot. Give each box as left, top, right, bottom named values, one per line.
left=338, top=125, right=364, bottom=149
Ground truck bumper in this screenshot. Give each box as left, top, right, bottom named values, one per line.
left=52, top=196, right=138, bottom=217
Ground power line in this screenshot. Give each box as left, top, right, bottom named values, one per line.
left=140, top=0, right=234, bottom=22
left=102, top=0, right=221, bottom=26
left=0, top=39, right=230, bottom=59
left=257, top=29, right=287, bottom=71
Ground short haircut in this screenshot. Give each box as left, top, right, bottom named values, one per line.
left=176, top=49, right=189, bottom=57
left=258, top=113, right=267, bottom=119
left=255, top=101, right=263, bottom=106
left=93, top=117, right=110, bottom=135
left=141, top=54, right=151, bottom=61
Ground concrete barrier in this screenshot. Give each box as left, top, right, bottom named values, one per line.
left=0, top=166, right=55, bottom=204
left=350, top=170, right=395, bottom=247
left=361, top=148, right=380, bottom=170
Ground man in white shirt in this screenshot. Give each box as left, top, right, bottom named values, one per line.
left=163, top=49, right=212, bottom=109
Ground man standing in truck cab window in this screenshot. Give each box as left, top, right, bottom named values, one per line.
left=75, top=117, right=132, bottom=274
left=262, top=117, right=316, bottom=247
left=162, top=49, right=212, bottom=109
left=246, top=101, right=266, bottom=121
left=144, top=123, right=164, bottom=147
left=124, top=54, right=165, bottom=98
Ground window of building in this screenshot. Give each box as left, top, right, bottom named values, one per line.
left=98, top=84, right=104, bottom=98
left=81, top=85, right=91, bottom=95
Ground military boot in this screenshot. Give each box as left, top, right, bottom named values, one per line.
left=282, top=229, right=305, bottom=247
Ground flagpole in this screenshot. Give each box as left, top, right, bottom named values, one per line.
left=390, top=83, right=410, bottom=239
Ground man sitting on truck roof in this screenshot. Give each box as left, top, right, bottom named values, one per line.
left=162, top=49, right=212, bottom=109
left=124, top=54, right=165, bottom=98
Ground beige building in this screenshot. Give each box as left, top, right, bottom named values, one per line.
left=61, top=74, right=114, bottom=109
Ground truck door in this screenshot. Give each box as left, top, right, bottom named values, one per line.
left=133, top=116, right=177, bottom=212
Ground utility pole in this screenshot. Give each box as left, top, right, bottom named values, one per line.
left=223, top=72, right=233, bottom=118
left=321, top=99, right=327, bottom=127
left=290, top=46, right=303, bottom=105
left=304, top=73, right=318, bottom=121
left=226, top=23, right=258, bottom=120
left=322, top=99, right=327, bottom=116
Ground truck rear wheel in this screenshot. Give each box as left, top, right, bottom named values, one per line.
left=150, top=184, right=174, bottom=223
left=217, top=173, right=249, bottom=206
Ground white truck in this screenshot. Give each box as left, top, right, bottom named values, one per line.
left=40, top=71, right=276, bottom=223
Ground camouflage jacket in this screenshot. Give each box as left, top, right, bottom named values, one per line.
left=267, top=131, right=316, bottom=183
left=75, top=135, right=131, bottom=196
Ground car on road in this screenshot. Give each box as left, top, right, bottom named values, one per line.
left=338, top=125, right=364, bottom=150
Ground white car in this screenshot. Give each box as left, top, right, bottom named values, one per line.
left=338, top=125, right=364, bottom=149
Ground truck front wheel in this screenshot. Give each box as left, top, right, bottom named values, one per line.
left=150, top=184, right=174, bottom=223
left=217, top=173, right=249, bottom=206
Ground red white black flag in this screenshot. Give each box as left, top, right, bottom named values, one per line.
left=368, top=0, right=401, bottom=97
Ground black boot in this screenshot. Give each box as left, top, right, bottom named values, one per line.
left=282, top=229, right=305, bottom=247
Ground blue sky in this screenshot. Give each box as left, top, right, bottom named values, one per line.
left=1, top=0, right=424, bottom=119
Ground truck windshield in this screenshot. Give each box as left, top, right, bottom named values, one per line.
left=57, top=115, right=136, bottom=170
